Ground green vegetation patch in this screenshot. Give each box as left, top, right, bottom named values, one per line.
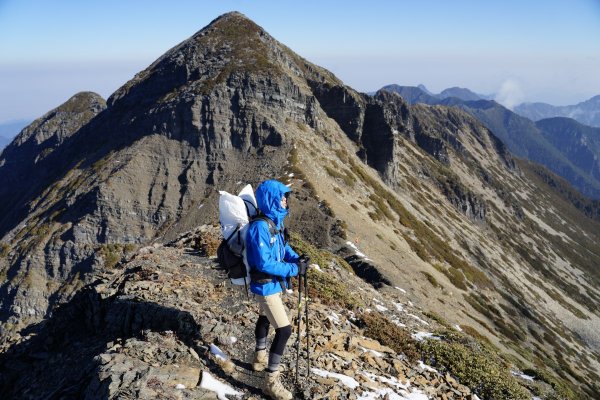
left=465, top=293, right=528, bottom=342
left=98, top=243, right=137, bottom=269
left=290, top=233, right=360, bottom=310
left=420, top=330, right=531, bottom=399
left=287, top=146, right=306, bottom=181
left=444, top=266, right=468, bottom=291
left=360, top=311, right=420, bottom=362
left=305, top=267, right=362, bottom=310
left=324, top=165, right=356, bottom=187
left=521, top=367, right=578, bottom=399
left=359, top=311, right=535, bottom=399
left=421, top=271, right=442, bottom=289
left=460, top=325, right=492, bottom=345
left=0, top=243, right=9, bottom=258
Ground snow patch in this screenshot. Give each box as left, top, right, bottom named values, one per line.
left=346, top=241, right=367, bottom=258
left=361, top=371, right=410, bottom=390
left=328, top=312, right=341, bottom=324
left=395, top=287, right=407, bottom=294
left=402, top=391, right=430, bottom=400
left=454, top=324, right=463, bottom=332
left=394, top=302, right=404, bottom=312
left=358, top=388, right=429, bottom=400
left=210, top=344, right=229, bottom=361
left=418, top=360, right=438, bottom=373
left=391, top=317, right=406, bottom=328
left=412, top=332, right=437, bottom=341
left=407, top=313, right=429, bottom=325
left=375, top=304, right=389, bottom=312
left=359, top=346, right=384, bottom=357
left=175, top=384, right=186, bottom=390
left=311, top=368, right=360, bottom=389
left=199, top=371, right=243, bottom=400
left=511, top=371, right=535, bottom=381
left=358, top=388, right=404, bottom=400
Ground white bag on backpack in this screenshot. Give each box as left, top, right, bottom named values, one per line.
left=218, top=184, right=258, bottom=285
left=238, top=184, right=258, bottom=218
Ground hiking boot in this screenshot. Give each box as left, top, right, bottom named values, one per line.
left=252, top=349, right=268, bottom=371
left=263, top=370, right=292, bottom=400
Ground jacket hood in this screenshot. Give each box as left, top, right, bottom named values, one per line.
left=255, top=180, right=291, bottom=227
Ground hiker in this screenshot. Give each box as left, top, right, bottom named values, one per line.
left=246, top=179, right=309, bottom=400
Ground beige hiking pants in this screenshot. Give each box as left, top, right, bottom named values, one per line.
left=257, top=292, right=290, bottom=328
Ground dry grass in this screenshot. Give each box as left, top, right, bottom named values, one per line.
left=194, top=230, right=220, bottom=257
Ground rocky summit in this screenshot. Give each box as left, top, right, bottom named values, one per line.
left=1, top=11, right=600, bottom=399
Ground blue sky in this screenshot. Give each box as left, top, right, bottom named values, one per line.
left=1, top=0, right=599, bottom=125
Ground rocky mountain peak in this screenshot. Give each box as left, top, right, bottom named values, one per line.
left=107, top=11, right=303, bottom=111
left=10, top=91, right=105, bottom=149
left=2, top=12, right=600, bottom=399
left=0, top=91, right=105, bottom=199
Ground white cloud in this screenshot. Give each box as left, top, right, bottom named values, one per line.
left=494, top=79, right=525, bottom=109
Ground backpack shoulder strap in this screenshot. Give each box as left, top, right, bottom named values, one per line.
left=251, top=214, right=279, bottom=236
left=225, top=225, right=240, bottom=242
left=242, top=199, right=258, bottom=216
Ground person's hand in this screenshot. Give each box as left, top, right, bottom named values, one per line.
left=298, top=255, right=311, bottom=276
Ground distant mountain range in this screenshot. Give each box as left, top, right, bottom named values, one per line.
left=536, top=117, right=600, bottom=182
left=380, top=85, right=600, bottom=199
left=381, top=85, right=600, bottom=129
left=380, top=84, right=493, bottom=104
left=515, top=95, right=600, bottom=128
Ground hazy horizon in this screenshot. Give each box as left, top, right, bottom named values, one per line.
left=1, top=0, right=599, bottom=125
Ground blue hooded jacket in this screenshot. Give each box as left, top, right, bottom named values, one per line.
left=246, top=180, right=299, bottom=296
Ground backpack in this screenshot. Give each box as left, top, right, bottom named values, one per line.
left=217, top=185, right=258, bottom=286
left=217, top=185, right=287, bottom=291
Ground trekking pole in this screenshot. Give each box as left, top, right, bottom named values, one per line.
left=304, top=271, right=310, bottom=376
left=295, top=273, right=302, bottom=386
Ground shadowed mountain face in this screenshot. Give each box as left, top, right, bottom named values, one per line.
left=382, top=85, right=600, bottom=199
left=1, top=12, right=600, bottom=398
left=0, top=92, right=107, bottom=230
left=536, top=117, right=600, bottom=182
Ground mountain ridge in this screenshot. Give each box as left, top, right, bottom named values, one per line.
left=1, top=12, right=600, bottom=399
left=381, top=84, right=600, bottom=199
